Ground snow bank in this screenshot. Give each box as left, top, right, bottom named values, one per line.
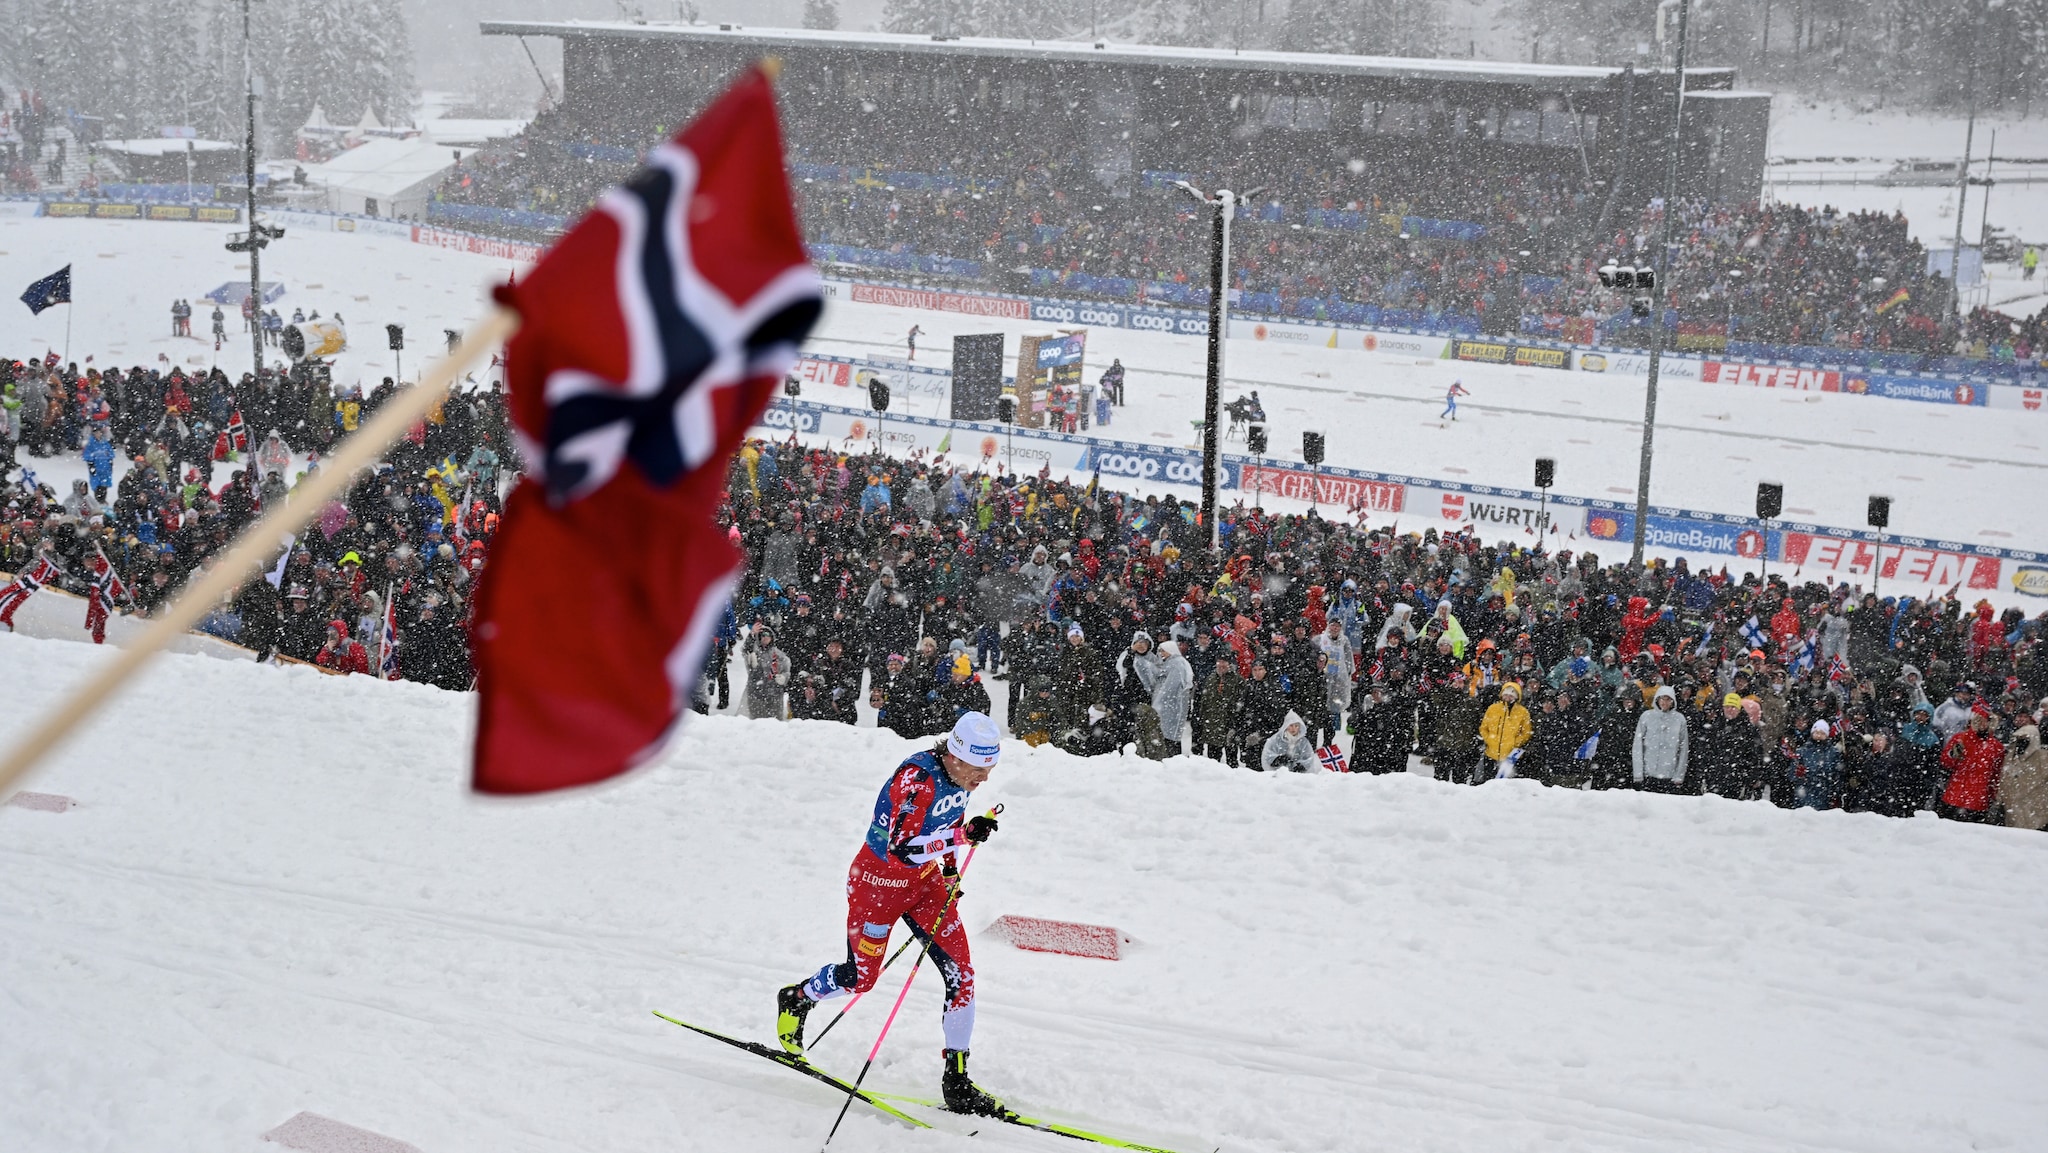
left=2, top=634, right=2044, bottom=1152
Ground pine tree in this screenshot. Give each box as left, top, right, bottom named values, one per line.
left=802, top=0, right=840, bottom=31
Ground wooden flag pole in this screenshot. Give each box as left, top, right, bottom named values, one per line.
left=0, top=306, right=521, bottom=805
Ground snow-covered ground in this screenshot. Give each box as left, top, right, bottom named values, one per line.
left=3, top=634, right=2045, bottom=1153
left=3, top=215, right=2044, bottom=603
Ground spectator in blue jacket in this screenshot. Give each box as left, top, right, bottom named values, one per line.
left=1791, top=720, right=1844, bottom=809
left=82, top=425, right=117, bottom=501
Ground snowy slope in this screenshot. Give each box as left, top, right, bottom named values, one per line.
left=3, top=635, right=2045, bottom=1153
left=4, top=216, right=2043, bottom=595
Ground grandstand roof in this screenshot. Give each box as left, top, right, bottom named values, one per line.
left=481, top=20, right=1735, bottom=91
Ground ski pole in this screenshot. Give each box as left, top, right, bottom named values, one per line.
left=820, top=805, right=999, bottom=1149
left=809, top=804, right=999, bottom=1051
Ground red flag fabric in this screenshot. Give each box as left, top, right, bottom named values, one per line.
left=469, top=66, right=822, bottom=794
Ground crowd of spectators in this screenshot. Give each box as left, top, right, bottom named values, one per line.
left=426, top=109, right=2021, bottom=357
left=706, top=435, right=2048, bottom=830
left=4, top=350, right=2045, bottom=831
left=0, top=352, right=509, bottom=687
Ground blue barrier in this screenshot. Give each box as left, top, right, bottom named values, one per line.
left=428, top=201, right=568, bottom=233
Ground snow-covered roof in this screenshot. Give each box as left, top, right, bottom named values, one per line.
left=481, top=19, right=1738, bottom=90
left=301, top=135, right=455, bottom=199
left=100, top=138, right=239, bottom=157
left=419, top=118, right=530, bottom=147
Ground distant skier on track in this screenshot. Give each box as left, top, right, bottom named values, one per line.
left=778, top=712, right=1008, bottom=1116
left=906, top=324, right=923, bottom=361
left=1441, top=379, right=1471, bottom=422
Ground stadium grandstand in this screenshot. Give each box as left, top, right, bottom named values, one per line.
left=442, top=22, right=1981, bottom=359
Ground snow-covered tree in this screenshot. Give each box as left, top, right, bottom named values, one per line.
left=803, top=0, right=840, bottom=31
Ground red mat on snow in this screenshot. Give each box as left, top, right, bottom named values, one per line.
left=261, top=1112, right=423, bottom=1153
left=6, top=791, right=75, bottom=812
left=989, top=915, right=1128, bottom=960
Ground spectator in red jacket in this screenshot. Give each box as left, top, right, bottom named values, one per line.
left=1769, top=597, right=1802, bottom=652
left=1938, top=703, right=2007, bottom=822
left=315, top=619, right=370, bottom=675
left=1615, top=596, right=1657, bottom=661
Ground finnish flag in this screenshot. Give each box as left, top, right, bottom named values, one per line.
left=1740, top=615, right=1767, bottom=651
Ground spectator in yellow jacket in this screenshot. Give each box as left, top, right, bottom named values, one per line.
left=1479, top=681, right=1533, bottom=776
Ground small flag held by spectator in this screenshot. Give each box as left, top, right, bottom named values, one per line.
left=1316, top=744, right=1348, bottom=773
left=1574, top=732, right=1600, bottom=760
left=19, top=265, right=71, bottom=315
left=468, top=64, right=822, bottom=794
left=1740, top=615, right=1766, bottom=651
left=1875, top=286, right=1911, bottom=314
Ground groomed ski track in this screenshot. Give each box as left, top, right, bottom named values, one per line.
left=2, top=637, right=2043, bottom=1152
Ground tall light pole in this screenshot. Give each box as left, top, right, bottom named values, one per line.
left=1175, top=181, right=1242, bottom=550
left=1949, top=0, right=1983, bottom=324
left=224, top=0, right=282, bottom=381
left=1630, top=0, right=1691, bottom=567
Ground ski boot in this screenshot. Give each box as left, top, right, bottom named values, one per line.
left=776, top=984, right=812, bottom=1058
left=941, top=1049, right=1014, bottom=1118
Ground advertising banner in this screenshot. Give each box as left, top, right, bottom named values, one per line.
left=1238, top=465, right=1405, bottom=512
left=2011, top=566, right=2048, bottom=598
left=408, top=225, right=542, bottom=263
left=1076, top=443, right=1211, bottom=487
left=1581, top=509, right=1770, bottom=559
left=1990, top=385, right=2047, bottom=413
left=1844, top=374, right=1989, bottom=406
left=1431, top=490, right=1553, bottom=533
left=848, top=282, right=1029, bottom=320
left=1448, top=338, right=1572, bottom=370
left=1779, top=531, right=2001, bottom=590
left=1701, top=361, right=1841, bottom=390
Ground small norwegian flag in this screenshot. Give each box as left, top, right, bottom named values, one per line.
left=1316, top=744, right=1349, bottom=773
left=378, top=589, right=401, bottom=681
left=84, top=550, right=128, bottom=645
left=469, top=64, right=821, bottom=794
left=1826, top=653, right=1849, bottom=683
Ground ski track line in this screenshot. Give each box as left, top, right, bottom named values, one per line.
left=4, top=848, right=1705, bottom=1153
left=986, top=1001, right=1904, bottom=1153
left=805, top=334, right=2048, bottom=472
left=3, top=843, right=1994, bottom=1152
left=0, top=910, right=1027, bottom=1152
left=0, top=849, right=1180, bottom=1150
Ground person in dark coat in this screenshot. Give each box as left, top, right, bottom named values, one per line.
left=1350, top=681, right=1409, bottom=775
left=1694, top=692, right=1762, bottom=799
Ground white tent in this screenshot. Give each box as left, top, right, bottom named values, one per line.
left=301, top=104, right=336, bottom=134
left=300, top=136, right=453, bottom=219
left=355, top=105, right=384, bottom=132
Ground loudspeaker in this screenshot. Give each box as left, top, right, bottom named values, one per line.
left=385, top=323, right=404, bottom=351
left=996, top=395, right=1016, bottom=424
left=950, top=332, right=1005, bottom=421
left=1302, top=431, right=1324, bottom=465
left=867, top=376, right=890, bottom=413
left=1534, top=457, right=1555, bottom=489
left=1247, top=423, right=1268, bottom=456
left=1867, top=496, right=1891, bottom=529
left=1756, top=482, right=1783, bottom=520
left=782, top=374, right=800, bottom=398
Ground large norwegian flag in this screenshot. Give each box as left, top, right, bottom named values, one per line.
left=469, top=66, right=822, bottom=794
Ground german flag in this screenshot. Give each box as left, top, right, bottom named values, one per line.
left=1875, top=286, right=1911, bottom=314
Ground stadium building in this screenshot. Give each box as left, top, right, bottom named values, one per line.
left=481, top=20, right=1769, bottom=212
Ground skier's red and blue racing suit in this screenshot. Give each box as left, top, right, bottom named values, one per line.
left=801, top=749, right=978, bottom=1047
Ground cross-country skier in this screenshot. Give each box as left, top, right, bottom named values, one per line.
left=1441, top=379, right=1471, bottom=421
left=906, top=324, right=923, bottom=361
left=777, top=711, right=1009, bottom=1117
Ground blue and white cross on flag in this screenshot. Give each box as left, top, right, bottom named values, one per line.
left=19, top=265, right=71, bottom=315
left=1740, top=615, right=1766, bottom=651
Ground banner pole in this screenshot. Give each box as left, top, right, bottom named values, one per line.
left=0, top=307, right=519, bottom=806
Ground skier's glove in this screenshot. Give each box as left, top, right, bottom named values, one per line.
left=964, top=814, right=998, bottom=844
